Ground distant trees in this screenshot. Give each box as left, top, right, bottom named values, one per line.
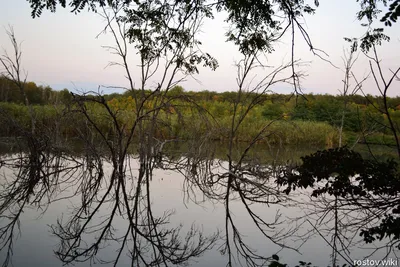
left=0, top=75, right=71, bottom=105
left=58, top=88, right=72, bottom=103
left=261, top=102, right=283, bottom=119
left=167, top=85, right=184, bottom=97
left=3, top=75, right=400, bottom=143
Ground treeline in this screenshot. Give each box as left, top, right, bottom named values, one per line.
left=0, top=75, right=72, bottom=105
left=1, top=77, right=399, bottom=147
left=112, top=85, right=400, bottom=136
left=2, top=74, right=400, bottom=119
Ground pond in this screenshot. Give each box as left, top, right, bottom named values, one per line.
left=0, top=143, right=398, bottom=267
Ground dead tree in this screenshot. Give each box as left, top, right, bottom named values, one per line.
left=163, top=51, right=308, bottom=267
left=277, top=46, right=400, bottom=265
left=47, top=1, right=220, bottom=266
left=0, top=27, right=79, bottom=267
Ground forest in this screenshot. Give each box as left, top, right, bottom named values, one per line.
left=1, top=75, right=399, bottom=149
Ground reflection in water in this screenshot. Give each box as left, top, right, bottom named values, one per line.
left=0, top=143, right=398, bottom=266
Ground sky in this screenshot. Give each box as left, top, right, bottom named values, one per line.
left=0, top=0, right=399, bottom=96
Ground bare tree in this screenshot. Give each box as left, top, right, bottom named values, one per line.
left=326, top=42, right=368, bottom=266
left=48, top=1, right=220, bottom=266
left=362, top=45, right=400, bottom=158
left=164, top=51, right=309, bottom=267
left=277, top=46, right=400, bottom=266
left=0, top=29, right=90, bottom=267
left=0, top=26, right=36, bottom=134
left=0, top=1, right=220, bottom=266
left=338, top=42, right=368, bottom=148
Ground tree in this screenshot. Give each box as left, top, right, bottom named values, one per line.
left=167, top=85, right=185, bottom=97
left=24, top=0, right=399, bottom=55
left=291, top=100, right=315, bottom=121
left=0, top=27, right=36, bottom=132
left=261, top=102, right=283, bottom=119
left=51, top=1, right=222, bottom=265
left=0, top=28, right=73, bottom=267
left=275, top=47, right=400, bottom=265
left=58, top=88, right=72, bottom=104
left=0, top=1, right=222, bottom=266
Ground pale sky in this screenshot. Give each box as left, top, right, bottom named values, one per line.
left=0, top=0, right=399, bottom=96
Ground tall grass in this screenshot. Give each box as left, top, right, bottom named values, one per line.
left=0, top=101, right=339, bottom=147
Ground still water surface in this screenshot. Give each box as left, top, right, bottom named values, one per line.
left=0, top=144, right=398, bottom=266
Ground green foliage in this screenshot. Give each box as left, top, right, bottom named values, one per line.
left=24, top=0, right=398, bottom=54
left=167, top=85, right=185, bottom=97
left=291, top=101, right=315, bottom=121
left=0, top=75, right=69, bottom=105
left=261, top=102, right=283, bottom=119
left=59, top=88, right=73, bottom=104
left=122, top=0, right=217, bottom=74
left=2, top=79, right=399, bottom=148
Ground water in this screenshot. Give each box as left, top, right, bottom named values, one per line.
left=0, top=146, right=398, bottom=267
